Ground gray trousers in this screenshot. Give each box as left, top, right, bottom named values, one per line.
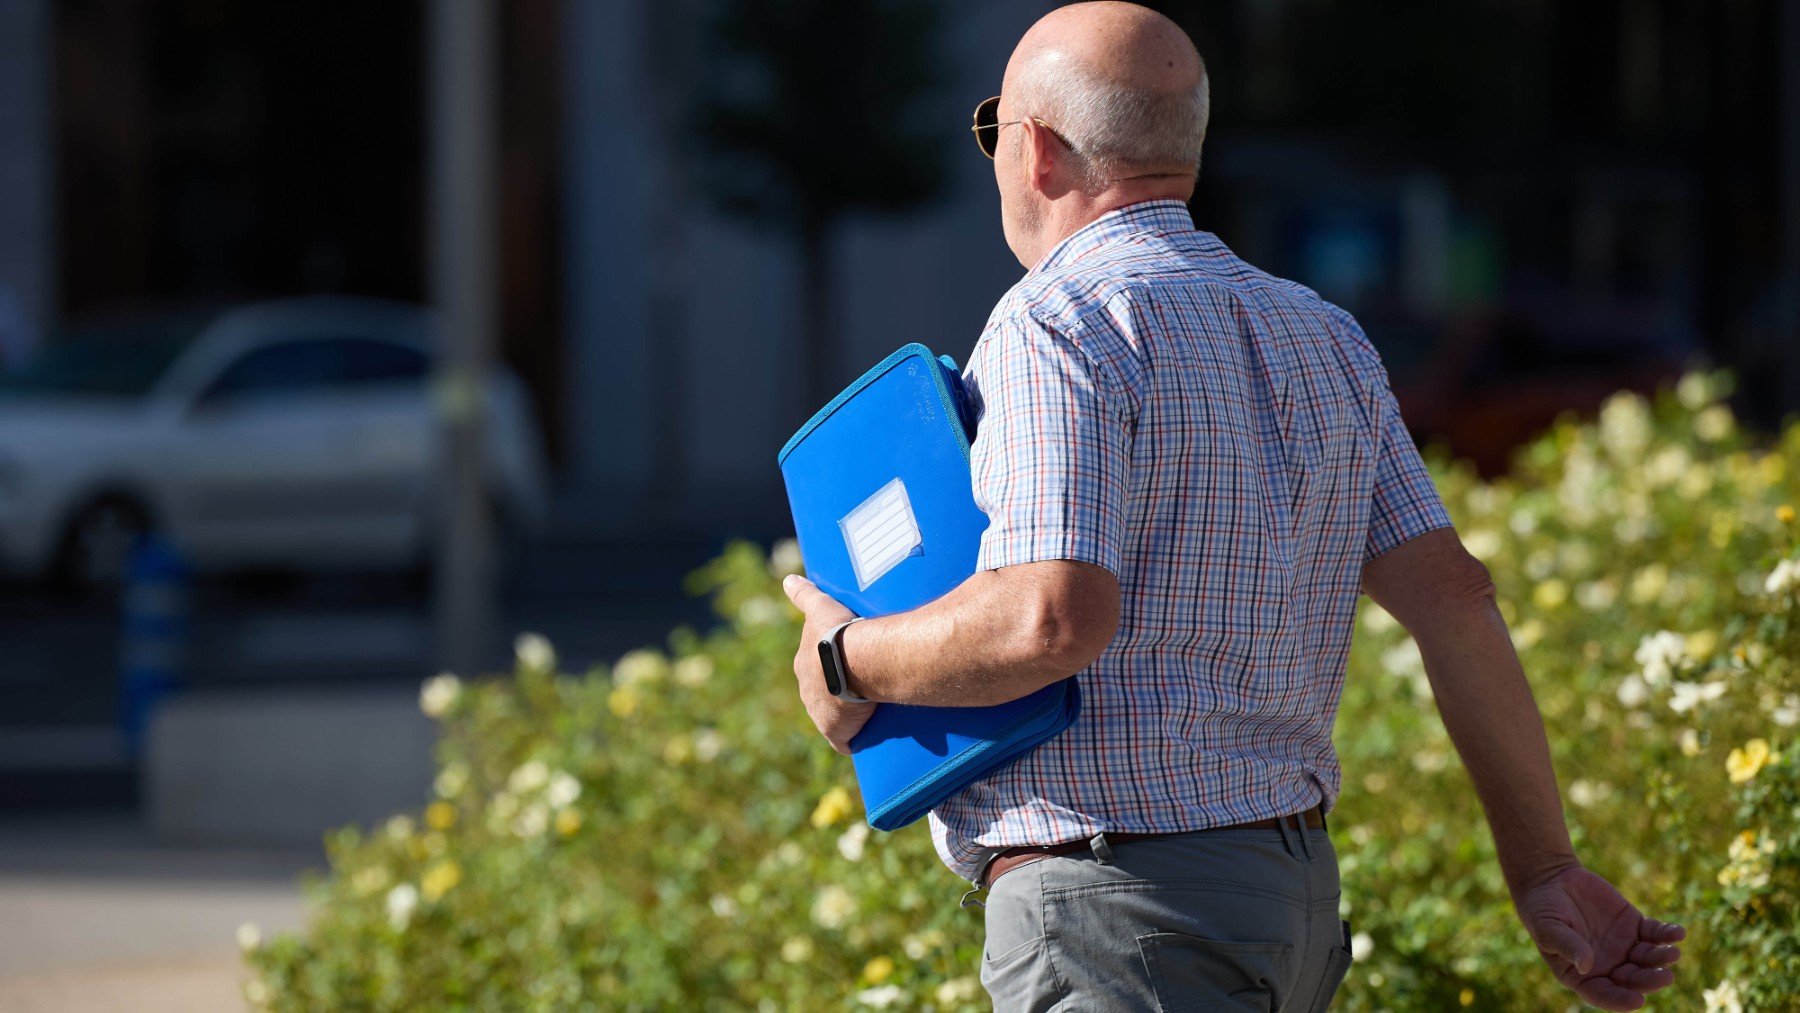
left=978, top=820, right=1350, bottom=1012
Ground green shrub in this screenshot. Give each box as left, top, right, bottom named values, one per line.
left=246, top=374, right=1799, bottom=1010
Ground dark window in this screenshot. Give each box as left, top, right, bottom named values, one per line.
left=201, top=339, right=428, bottom=404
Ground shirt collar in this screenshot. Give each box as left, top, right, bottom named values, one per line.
left=1029, top=198, right=1196, bottom=276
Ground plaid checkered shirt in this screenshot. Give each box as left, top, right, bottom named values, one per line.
left=929, top=199, right=1453, bottom=884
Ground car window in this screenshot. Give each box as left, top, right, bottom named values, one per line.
left=0, top=325, right=202, bottom=399
left=201, top=338, right=429, bottom=405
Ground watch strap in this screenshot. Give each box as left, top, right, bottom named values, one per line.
left=822, top=617, right=870, bottom=703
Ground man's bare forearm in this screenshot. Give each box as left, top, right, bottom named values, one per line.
left=840, top=560, right=1117, bottom=707
left=1416, top=595, right=1580, bottom=897
left=1364, top=530, right=1578, bottom=898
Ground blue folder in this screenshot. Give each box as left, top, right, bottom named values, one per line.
left=777, top=343, right=1080, bottom=831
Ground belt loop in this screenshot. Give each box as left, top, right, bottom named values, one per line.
left=1274, top=814, right=1294, bottom=858
left=1295, top=813, right=1314, bottom=862
left=1089, top=832, right=1115, bottom=866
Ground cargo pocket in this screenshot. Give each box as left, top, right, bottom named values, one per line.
left=1136, top=932, right=1292, bottom=1012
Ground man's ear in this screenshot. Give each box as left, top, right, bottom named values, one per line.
left=1018, top=117, right=1060, bottom=195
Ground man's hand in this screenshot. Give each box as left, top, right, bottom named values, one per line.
left=1514, top=863, right=1685, bottom=1011
left=781, top=574, right=876, bottom=755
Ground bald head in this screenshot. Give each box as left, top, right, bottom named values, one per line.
left=1003, top=2, right=1209, bottom=181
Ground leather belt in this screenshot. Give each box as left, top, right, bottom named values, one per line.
left=978, top=806, right=1327, bottom=891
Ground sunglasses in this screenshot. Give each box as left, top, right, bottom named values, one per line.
left=970, top=95, right=1066, bottom=159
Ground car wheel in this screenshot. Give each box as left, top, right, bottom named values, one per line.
left=54, top=498, right=152, bottom=593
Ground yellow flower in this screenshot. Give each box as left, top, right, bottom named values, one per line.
left=1726, top=739, right=1774, bottom=784
left=425, top=801, right=457, bottom=831
left=352, top=865, right=391, bottom=896
left=1780, top=505, right=1797, bottom=525
left=780, top=935, right=814, bottom=963
left=420, top=859, right=462, bottom=902
left=555, top=808, right=582, bottom=837
left=608, top=685, right=640, bottom=718
left=1459, top=988, right=1476, bottom=1007
left=861, top=955, right=896, bottom=984
left=810, top=785, right=855, bottom=828
left=1531, top=580, right=1568, bottom=610
left=1685, top=629, right=1719, bottom=662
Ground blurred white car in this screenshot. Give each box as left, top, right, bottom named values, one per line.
left=0, top=297, right=549, bottom=588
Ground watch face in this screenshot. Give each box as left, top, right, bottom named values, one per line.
left=817, top=638, right=845, bottom=695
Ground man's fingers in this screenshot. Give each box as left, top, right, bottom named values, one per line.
left=1537, top=923, right=1594, bottom=975
left=1640, top=918, right=1686, bottom=943
left=1628, top=940, right=1680, bottom=967
left=1609, top=963, right=1675, bottom=993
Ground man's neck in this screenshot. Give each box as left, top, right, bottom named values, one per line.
left=1032, top=183, right=1192, bottom=267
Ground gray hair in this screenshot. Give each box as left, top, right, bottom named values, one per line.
left=1013, top=51, right=1210, bottom=184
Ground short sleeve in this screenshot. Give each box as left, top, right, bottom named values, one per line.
left=965, top=313, right=1132, bottom=576
left=1364, top=386, right=1453, bottom=560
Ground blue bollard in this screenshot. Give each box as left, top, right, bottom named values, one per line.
left=119, top=536, right=191, bottom=756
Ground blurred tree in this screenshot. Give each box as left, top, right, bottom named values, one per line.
left=693, top=0, right=949, bottom=413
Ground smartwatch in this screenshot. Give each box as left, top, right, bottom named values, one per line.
left=817, top=617, right=869, bottom=703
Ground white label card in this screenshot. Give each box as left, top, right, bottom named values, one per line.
left=839, top=477, right=922, bottom=591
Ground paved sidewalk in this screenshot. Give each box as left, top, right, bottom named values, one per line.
left=0, top=815, right=313, bottom=1012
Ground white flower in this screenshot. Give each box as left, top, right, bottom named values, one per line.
left=1764, top=558, right=1800, bottom=597
left=1350, top=932, right=1374, bottom=960
left=709, top=894, right=739, bottom=918
left=1677, top=372, right=1713, bottom=410
left=386, top=883, right=419, bottom=930
left=1669, top=680, right=1728, bottom=714
left=780, top=935, right=814, bottom=963
left=1598, top=393, right=1653, bottom=460
left=853, top=984, right=906, bottom=1008
left=1703, top=978, right=1744, bottom=1013
left=514, top=632, right=556, bottom=672
left=434, top=761, right=469, bottom=799
left=384, top=815, right=414, bottom=841
left=1695, top=404, right=1734, bottom=442
left=512, top=802, right=550, bottom=838
left=769, top=538, right=805, bottom=577
left=1568, top=779, right=1609, bottom=808
left=1461, top=528, right=1502, bottom=561
left=419, top=673, right=461, bottom=718
left=1774, top=695, right=1800, bottom=727
left=812, top=885, right=855, bottom=929
left=546, top=771, right=581, bottom=809
left=236, top=921, right=262, bottom=952
left=903, top=929, right=945, bottom=960
left=837, top=822, right=871, bottom=862
left=1381, top=640, right=1431, bottom=701
left=1615, top=675, right=1649, bottom=709
left=738, top=596, right=785, bottom=626
left=508, top=760, right=550, bottom=794
left=613, top=649, right=668, bottom=687
left=1575, top=580, right=1617, bottom=611
left=694, top=728, right=725, bottom=762
left=673, top=655, right=714, bottom=687
left=934, top=977, right=982, bottom=1005
left=244, top=978, right=270, bottom=1006
left=1411, top=749, right=1449, bottom=773
left=1633, top=631, right=1686, bottom=687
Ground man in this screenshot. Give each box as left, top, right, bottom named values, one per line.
left=782, top=4, right=1685, bottom=1009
